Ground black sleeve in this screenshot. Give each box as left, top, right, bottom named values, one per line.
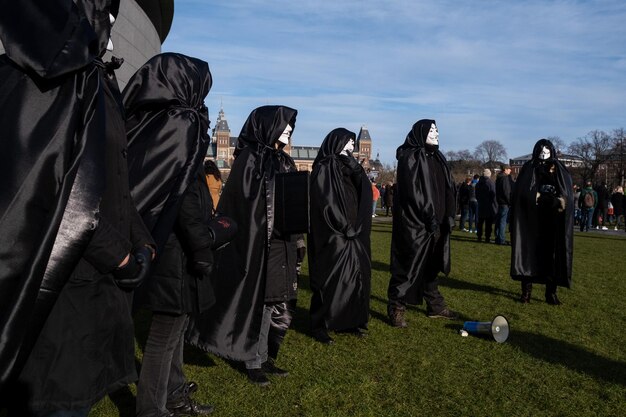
left=83, top=216, right=132, bottom=274
left=176, top=179, right=214, bottom=263
left=129, top=200, right=156, bottom=250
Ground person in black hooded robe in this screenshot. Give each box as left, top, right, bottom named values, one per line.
left=1, top=1, right=155, bottom=415
left=387, top=119, right=458, bottom=328
left=186, top=105, right=302, bottom=387
left=510, top=139, right=574, bottom=305
left=123, top=52, right=216, bottom=417
left=308, top=128, right=372, bottom=344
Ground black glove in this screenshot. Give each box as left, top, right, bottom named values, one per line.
left=112, top=246, right=153, bottom=290
left=426, top=222, right=441, bottom=241
left=297, top=246, right=306, bottom=264
left=193, top=249, right=214, bottom=280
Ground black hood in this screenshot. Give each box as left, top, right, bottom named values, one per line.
left=313, top=128, right=356, bottom=167
left=531, top=138, right=557, bottom=161
left=234, top=105, right=297, bottom=157
left=74, top=0, right=119, bottom=57
left=396, top=119, right=436, bottom=159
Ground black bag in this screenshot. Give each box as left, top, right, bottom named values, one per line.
left=274, top=171, right=310, bottom=234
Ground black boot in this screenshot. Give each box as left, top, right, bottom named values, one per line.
left=545, top=284, right=561, bottom=305
left=262, top=358, right=289, bottom=377
left=166, top=381, right=214, bottom=416
left=520, top=281, right=532, bottom=303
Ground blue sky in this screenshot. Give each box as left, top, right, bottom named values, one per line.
left=162, top=0, right=626, bottom=165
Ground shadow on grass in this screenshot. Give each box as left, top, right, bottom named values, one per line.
left=439, top=276, right=519, bottom=302
left=509, top=330, right=626, bottom=386
left=371, top=260, right=390, bottom=273
left=573, top=232, right=626, bottom=242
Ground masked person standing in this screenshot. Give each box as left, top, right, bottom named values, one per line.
left=0, top=1, right=155, bottom=415
left=387, top=119, right=458, bottom=328
left=510, top=139, right=574, bottom=304
left=187, top=106, right=303, bottom=387
left=308, top=128, right=372, bottom=344
left=123, top=53, right=217, bottom=417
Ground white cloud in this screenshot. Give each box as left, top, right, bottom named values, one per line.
left=164, top=0, right=626, bottom=163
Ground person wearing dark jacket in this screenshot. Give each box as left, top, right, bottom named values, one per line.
left=475, top=169, right=498, bottom=243
left=458, top=176, right=472, bottom=231
left=186, top=105, right=303, bottom=387
left=123, top=53, right=215, bottom=417
left=494, top=164, right=514, bottom=245
left=578, top=181, right=597, bottom=232
left=610, top=186, right=625, bottom=231
left=387, top=119, right=458, bottom=328
left=510, top=139, right=574, bottom=305
left=308, top=128, right=372, bottom=344
left=1, top=1, right=156, bottom=415
left=593, top=182, right=610, bottom=229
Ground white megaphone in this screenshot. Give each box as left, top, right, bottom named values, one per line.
left=462, top=315, right=510, bottom=343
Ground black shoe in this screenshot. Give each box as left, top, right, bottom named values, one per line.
left=167, top=398, right=214, bottom=416
left=427, top=308, right=459, bottom=320
left=349, top=328, right=367, bottom=338
left=311, top=329, right=335, bottom=345
left=387, top=305, right=408, bottom=328
left=247, top=368, right=271, bottom=387
left=545, top=292, right=561, bottom=305
left=262, top=359, right=289, bottom=377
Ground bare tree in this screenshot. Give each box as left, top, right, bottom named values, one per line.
left=611, top=128, right=626, bottom=186
left=474, top=140, right=507, bottom=168
left=567, top=130, right=612, bottom=183
left=445, top=149, right=483, bottom=182
left=546, top=136, right=567, bottom=156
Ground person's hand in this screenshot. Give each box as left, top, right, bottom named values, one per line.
left=193, top=250, right=214, bottom=280
left=112, top=246, right=153, bottom=290
left=426, top=222, right=441, bottom=241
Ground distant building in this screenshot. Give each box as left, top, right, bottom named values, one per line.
left=509, top=153, right=584, bottom=176
left=207, top=106, right=377, bottom=175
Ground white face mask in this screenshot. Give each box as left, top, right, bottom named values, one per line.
left=539, top=146, right=551, bottom=160
left=278, top=124, right=292, bottom=145
left=340, top=138, right=355, bottom=155
left=425, top=123, right=439, bottom=146
left=106, top=14, right=116, bottom=51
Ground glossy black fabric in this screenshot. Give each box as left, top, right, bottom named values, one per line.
left=0, top=0, right=123, bottom=389
left=308, top=128, right=372, bottom=331
left=124, top=52, right=212, bottom=253
left=388, top=120, right=455, bottom=305
left=123, top=53, right=213, bottom=314
left=186, top=105, right=298, bottom=362
left=510, top=139, right=574, bottom=287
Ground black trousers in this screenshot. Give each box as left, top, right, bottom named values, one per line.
left=136, top=313, right=189, bottom=417
left=477, top=215, right=495, bottom=241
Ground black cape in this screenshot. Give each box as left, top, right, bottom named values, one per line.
left=186, top=105, right=297, bottom=362
left=510, top=139, right=574, bottom=287
left=308, top=128, right=372, bottom=331
left=124, top=53, right=214, bottom=314
left=124, top=52, right=212, bottom=253
left=0, top=0, right=119, bottom=388
left=388, top=119, right=455, bottom=304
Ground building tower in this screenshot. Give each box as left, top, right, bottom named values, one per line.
left=356, top=125, right=372, bottom=168
left=213, top=106, right=231, bottom=164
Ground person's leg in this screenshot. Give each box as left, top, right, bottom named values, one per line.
left=545, top=282, right=560, bottom=305
left=485, top=217, right=494, bottom=242
left=476, top=217, right=484, bottom=240
left=470, top=201, right=478, bottom=232
left=586, top=208, right=594, bottom=231
left=520, top=279, right=532, bottom=303
left=136, top=313, right=189, bottom=417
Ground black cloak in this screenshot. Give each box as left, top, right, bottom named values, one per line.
left=510, top=139, right=574, bottom=287
left=0, top=0, right=119, bottom=389
left=124, top=52, right=212, bottom=253
left=186, top=105, right=297, bottom=362
left=388, top=119, right=455, bottom=305
left=308, top=128, right=372, bottom=331
left=123, top=52, right=214, bottom=314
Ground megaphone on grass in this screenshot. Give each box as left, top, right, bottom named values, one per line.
left=462, top=315, right=509, bottom=343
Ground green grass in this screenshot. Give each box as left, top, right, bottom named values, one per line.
left=93, top=223, right=626, bottom=417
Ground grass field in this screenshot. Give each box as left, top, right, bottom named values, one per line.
left=93, top=220, right=626, bottom=417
